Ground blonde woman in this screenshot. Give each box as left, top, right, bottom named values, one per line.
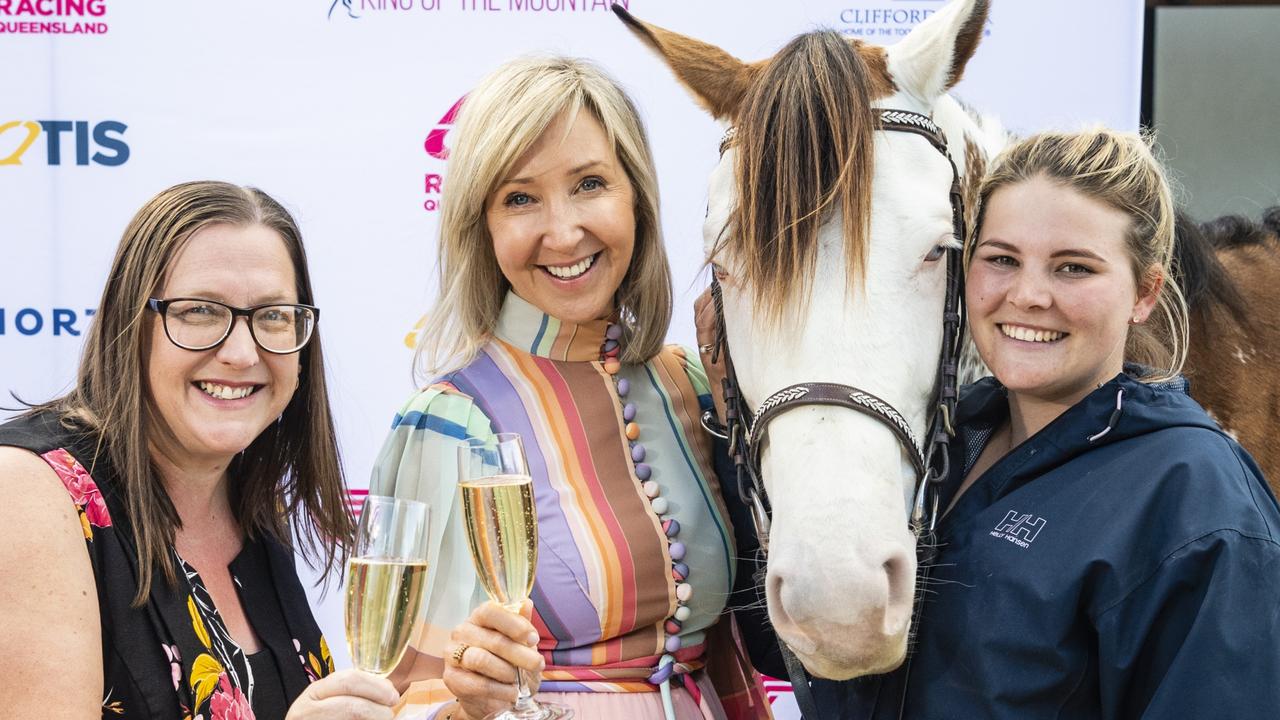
left=823, top=130, right=1280, bottom=717
left=373, top=57, right=771, bottom=720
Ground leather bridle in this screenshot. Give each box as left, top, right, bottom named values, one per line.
left=701, top=108, right=967, bottom=718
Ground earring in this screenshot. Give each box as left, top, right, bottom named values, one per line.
left=1130, top=315, right=1142, bottom=325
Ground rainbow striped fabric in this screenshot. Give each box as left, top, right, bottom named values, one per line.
left=372, top=293, right=770, bottom=719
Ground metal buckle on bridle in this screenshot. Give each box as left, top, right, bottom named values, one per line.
left=700, top=410, right=729, bottom=440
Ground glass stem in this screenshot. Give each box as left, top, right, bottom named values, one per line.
left=513, top=667, right=539, bottom=712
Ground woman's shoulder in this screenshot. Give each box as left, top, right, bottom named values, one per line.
left=0, top=443, right=103, bottom=718
left=387, top=380, right=488, bottom=431
left=1120, top=424, right=1279, bottom=545
left=0, top=442, right=100, bottom=590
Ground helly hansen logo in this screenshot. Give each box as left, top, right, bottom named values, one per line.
left=990, top=511, right=1046, bottom=548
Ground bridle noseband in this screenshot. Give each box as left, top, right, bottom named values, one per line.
left=702, top=108, right=967, bottom=718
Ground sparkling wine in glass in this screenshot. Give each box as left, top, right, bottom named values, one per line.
left=458, top=434, right=571, bottom=720
left=345, top=495, right=430, bottom=676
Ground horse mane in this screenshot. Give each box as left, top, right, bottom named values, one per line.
left=1173, top=209, right=1252, bottom=323
left=1201, top=206, right=1280, bottom=250
left=1265, top=206, right=1280, bottom=236
left=726, top=30, right=877, bottom=323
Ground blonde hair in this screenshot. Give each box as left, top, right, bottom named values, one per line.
left=417, top=56, right=671, bottom=378
left=968, top=128, right=1189, bottom=383
left=38, top=181, right=352, bottom=604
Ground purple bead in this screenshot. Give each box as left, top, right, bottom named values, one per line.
left=606, top=324, right=623, bottom=341
left=604, top=339, right=619, bottom=353
left=673, top=562, right=690, bottom=580
left=616, top=378, right=630, bottom=397
left=665, top=635, right=682, bottom=653
left=669, top=541, right=686, bottom=561
left=664, top=519, right=681, bottom=537
left=635, top=463, right=652, bottom=480
left=648, top=662, right=675, bottom=685
left=622, top=403, right=637, bottom=422
left=631, top=444, right=646, bottom=463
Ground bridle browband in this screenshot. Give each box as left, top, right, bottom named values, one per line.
left=702, top=108, right=967, bottom=718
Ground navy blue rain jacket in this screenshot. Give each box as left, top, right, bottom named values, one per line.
left=815, top=370, right=1280, bottom=719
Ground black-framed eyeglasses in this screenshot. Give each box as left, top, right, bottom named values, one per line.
left=146, top=297, right=319, bottom=355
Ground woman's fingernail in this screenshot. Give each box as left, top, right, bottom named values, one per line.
left=527, top=632, right=540, bottom=646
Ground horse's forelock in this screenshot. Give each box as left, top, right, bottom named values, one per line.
left=726, top=31, right=877, bottom=324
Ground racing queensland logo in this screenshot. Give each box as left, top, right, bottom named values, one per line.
left=0, top=120, right=129, bottom=167
left=421, top=96, right=463, bottom=213
left=0, top=0, right=109, bottom=35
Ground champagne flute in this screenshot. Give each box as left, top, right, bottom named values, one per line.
left=458, top=434, right=571, bottom=720
left=345, top=495, right=431, bottom=676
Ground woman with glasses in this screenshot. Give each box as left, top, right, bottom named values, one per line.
left=0, top=181, right=398, bottom=720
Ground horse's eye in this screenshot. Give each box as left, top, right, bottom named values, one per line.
left=925, top=245, right=947, bottom=262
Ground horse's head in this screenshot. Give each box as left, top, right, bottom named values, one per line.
left=618, top=0, right=999, bottom=679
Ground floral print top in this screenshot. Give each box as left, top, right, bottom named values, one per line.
left=0, top=411, right=333, bottom=719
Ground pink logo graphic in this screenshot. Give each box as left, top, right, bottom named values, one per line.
left=422, top=95, right=464, bottom=212
left=424, top=96, right=464, bottom=161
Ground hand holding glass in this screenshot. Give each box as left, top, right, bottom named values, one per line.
left=458, top=434, right=571, bottom=720
left=345, top=495, right=431, bottom=676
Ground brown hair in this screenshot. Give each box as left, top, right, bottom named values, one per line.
left=42, top=180, right=353, bottom=603
left=417, top=55, right=671, bottom=377
left=968, top=128, right=1189, bottom=382
left=724, top=30, right=877, bottom=324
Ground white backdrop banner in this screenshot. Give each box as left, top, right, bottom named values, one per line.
left=1, top=1, right=1142, bottom=715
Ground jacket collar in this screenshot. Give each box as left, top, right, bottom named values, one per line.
left=492, top=291, right=611, bottom=362
left=942, top=366, right=1208, bottom=531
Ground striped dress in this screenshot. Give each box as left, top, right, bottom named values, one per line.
left=373, top=293, right=771, bottom=720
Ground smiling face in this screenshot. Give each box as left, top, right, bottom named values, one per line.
left=967, top=175, right=1160, bottom=406
left=486, top=109, right=636, bottom=324
left=146, top=223, right=301, bottom=468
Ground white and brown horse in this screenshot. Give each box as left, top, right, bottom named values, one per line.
left=617, top=0, right=1003, bottom=680
left=1176, top=207, right=1280, bottom=490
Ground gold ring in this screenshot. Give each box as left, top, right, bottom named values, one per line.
left=450, top=642, right=470, bottom=666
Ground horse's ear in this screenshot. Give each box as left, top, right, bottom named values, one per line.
left=613, top=6, right=758, bottom=120
left=885, top=0, right=990, bottom=101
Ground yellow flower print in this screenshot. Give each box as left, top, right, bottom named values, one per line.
left=188, top=595, right=211, bottom=649
left=189, top=652, right=224, bottom=710
left=320, top=636, right=335, bottom=675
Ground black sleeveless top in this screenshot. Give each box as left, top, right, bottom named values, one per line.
left=0, top=411, right=333, bottom=719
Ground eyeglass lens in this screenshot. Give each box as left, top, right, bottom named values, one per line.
left=164, top=300, right=315, bottom=353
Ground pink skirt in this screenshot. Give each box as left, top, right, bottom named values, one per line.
left=537, top=672, right=728, bottom=720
